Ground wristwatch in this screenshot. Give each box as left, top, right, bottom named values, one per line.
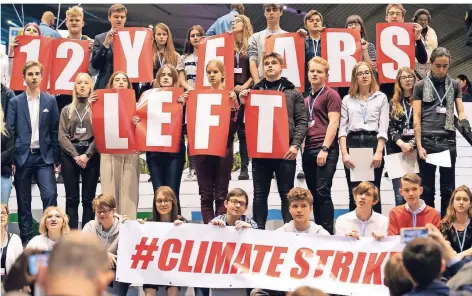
left=85, top=152, right=92, bottom=159
left=321, top=146, right=329, bottom=152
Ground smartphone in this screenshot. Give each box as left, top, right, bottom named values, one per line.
left=28, top=251, right=50, bottom=276
left=400, top=227, right=429, bottom=243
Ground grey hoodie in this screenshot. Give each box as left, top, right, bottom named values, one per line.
left=82, top=214, right=122, bottom=254
left=276, top=221, right=330, bottom=235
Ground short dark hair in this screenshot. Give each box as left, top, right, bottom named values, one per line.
left=384, top=253, right=414, bottom=296
left=400, top=173, right=422, bottom=187
left=263, top=52, right=284, bottom=66
left=430, top=47, right=451, bottom=64
left=226, top=188, right=249, bottom=207
left=263, top=4, right=283, bottom=12
left=402, top=238, right=443, bottom=287
left=413, top=9, right=431, bottom=23
left=22, top=60, right=43, bottom=77
left=231, top=4, right=244, bottom=15
left=108, top=4, right=127, bottom=17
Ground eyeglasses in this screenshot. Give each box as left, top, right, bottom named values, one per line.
left=388, top=11, right=403, bottom=17
left=190, top=33, right=202, bottom=38
left=96, top=208, right=112, bottom=216
left=156, top=199, right=172, bottom=205
left=400, top=75, right=415, bottom=81
left=231, top=19, right=243, bottom=25
left=357, top=71, right=371, bottom=77
left=228, top=198, right=247, bottom=207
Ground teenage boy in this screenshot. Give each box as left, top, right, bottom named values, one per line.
left=240, top=52, right=307, bottom=229
left=210, top=188, right=258, bottom=229
left=302, top=57, right=341, bottom=234
left=335, top=181, right=388, bottom=240
left=388, top=173, right=440, bottom=235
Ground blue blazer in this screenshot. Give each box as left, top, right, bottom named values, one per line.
left=6, top=92, right=60, bottom=167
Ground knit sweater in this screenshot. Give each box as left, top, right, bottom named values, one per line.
left=388, top=201, right=440, bottom=235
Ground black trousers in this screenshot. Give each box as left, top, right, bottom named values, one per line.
left=62, top=146, right=100, bottom=229
left=238, top=122, right=249, bottom=167
left=343, top=132, right=384, bottom=213
left=302, top=145, right=339, bottom=234
left=252, top=158, right=296, bottom=229
left=418, top=135, right=456, bottom=217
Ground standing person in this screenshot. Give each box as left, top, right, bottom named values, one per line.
left=206, top=4, right=245, bottom=36
left=26, top=206, right=70, bottom=251
left=231, top=14, right=253, bottom=180
left=456, top=74, right=472, bottom=102
left=7, top=23, right=41, bottom=81
left=239, top=52, right=308, bottom=229
left=90, top=71, right=140, bottom=219
left=302, top=57, right=341, bottom=234
left=39, top=11, right=61, bottom=39
left=335, top=182, right=388, bottom=240
left=388, top=67, right=417, bottom=206
left=413, top=9, right=438, bottom=79
left=133, top=65, right=186, bottom=213
left=137, top=186, right=186, bottom=296
left=1, top=108, right=14, bottom=205
left=388, top=174, right=440, bottom=236
left=90, top=4, right=127, bottom=90
left=194, top=59, right=239, bottom=224
left=177, top=25, right=205, bottom=181
left=58, top=73, right=100, bottom=229
left=440, top=185, right=472, bottom=255
left=339, top=61, right=388, bottom=213
left=248, top=4, right=287, bottom=84
left=413, top=47, right=470, bottom=217
left=6, top=60, right=60, bottom=245
left=0, top=203, right=23, bottom=280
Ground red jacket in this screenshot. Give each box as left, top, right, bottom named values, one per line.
left=388, top=202, right=441, bottom=235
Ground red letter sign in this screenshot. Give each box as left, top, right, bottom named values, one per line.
left=265, top=33, right=305, bottom=92
left=92, top=89, right=136, bottom=154
left=186, top=90, right=231, bottom=157
left=376, top=23, right=415, bottom=83
left=49, top=39, right=90, bottom=95
left=245, top=90, right=289, bottom=159
left=114, top=27, right=153, bottom=83
left=10, top=36, right=53, bottom=91
left=321, top=29, right=361, bottom=87
left=135, top=88, right=184, bottom=153
left=195, top=32, right=234, bottom=90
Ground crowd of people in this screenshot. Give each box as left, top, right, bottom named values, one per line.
left=1, top=3, right=472, bottom=296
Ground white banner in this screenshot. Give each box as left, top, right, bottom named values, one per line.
left=117, top=222, right=404, bottom=295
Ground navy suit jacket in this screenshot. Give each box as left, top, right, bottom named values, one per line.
left=6, top=92, right=60, bottom=167
left=91, top=32, right=114, bottom=90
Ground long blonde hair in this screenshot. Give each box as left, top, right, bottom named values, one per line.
left=233, top=15, right=253, bottom=56
left=68, top=73, right=93, bottom=119
left=152, top=23, right=178, bottom=68
left=0, top=108, right=8, bottom=137
left=391, top=67, right=416, bottom=120
left=348, top=61, right=379, bottom=97
left=441, top=185, right=472, bottom=228
left=39, top=206, right=71, bottom=236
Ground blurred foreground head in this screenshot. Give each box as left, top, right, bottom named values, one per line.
left=37, top=231, right=114, bottom=296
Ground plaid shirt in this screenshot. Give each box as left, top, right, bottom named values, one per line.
left=212, top=214, right=258, bottom=229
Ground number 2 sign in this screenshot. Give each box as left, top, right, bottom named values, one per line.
left=10, top=36, right=90, bottom=95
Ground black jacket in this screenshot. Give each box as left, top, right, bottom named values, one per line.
left=251, top=77, right=308, bottom=147
left=1, top=84, right=15, bottom=119
left=1, top=132, right=14, bottom=177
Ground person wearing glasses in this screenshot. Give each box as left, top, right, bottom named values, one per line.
left=388, top=67, right=417, bottom=206
left=82, top=194, right=129, bottom=296
left=339, top=61, right=389, bottom=214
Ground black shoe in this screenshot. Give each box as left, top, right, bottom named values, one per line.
left=297, top=171, right=305, bottom=179
left=238, top=166, right=249, bottom=180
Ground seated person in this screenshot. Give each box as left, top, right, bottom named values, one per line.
left=210, top=188, right=258, bottom=229
left=383, top=253, right=414, bottom=296
left=335, top=181, right=388, bottom=240
left=388, top=174, right=440, bottom=235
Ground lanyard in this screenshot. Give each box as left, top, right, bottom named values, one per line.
left=74, top=108, right=89, bottom=128
left=403, top=100, right=413, bottom=127
left=157, top=53, right=165, bottom=67
left=265, top=83, right=282, bottom=92
left=308, top=85, right=325, bottom=121
left=454, top=219, right=470, bottom=253
left=426, top=77, right=453, bottom=107
left=359, top=99, right=369, bottom=124
left=312, top=39, right=319, bottom=57
left=235, top=52, right=240, bottom=69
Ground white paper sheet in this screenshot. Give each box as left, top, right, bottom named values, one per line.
left=425, top=150, right=451, bottom=167
left=349, top=148, right=375, bottom=182
left=384, top=151, right=420, bottom=179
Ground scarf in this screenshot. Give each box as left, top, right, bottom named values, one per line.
left=423, top=74, right=455, bottom=131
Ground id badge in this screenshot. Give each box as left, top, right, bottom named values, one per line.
left=1, top=267, right=5, bottom=276
left=75, top=127, right=86, bottom=134
left=308, top=120, right=315, bottom=127
left=436, top=106, right=447, bottom=114
left=234, top=68, right=242, bottom=74
left=402, top=128, right=414, bottom=136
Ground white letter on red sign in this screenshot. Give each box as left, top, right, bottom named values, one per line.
left=251, top=94, right=281, bottom=153
left=195, top=94, right=221, bottom=149
left=118, top=31, right=147, bottom=78
left=273, top=37, right=301, bottom=88
left=203, top=37, right=225, bottom=87
left=55, top=42, right=85, bottom=91
left=147, top=91, right=172, bottom=147
left=104, top=93, right=128, bottom=149
left=326, top=32, right=357, bottom=83
left=380, top=26, right=411, bottom=80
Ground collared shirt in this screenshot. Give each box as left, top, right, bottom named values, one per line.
left=206, top=9, right=239, bottom=37
left=27, top=92, right=40, bottom=148
left=335, top=210, right=388, bottom=237
left=339, top=91, right=389, bottom=140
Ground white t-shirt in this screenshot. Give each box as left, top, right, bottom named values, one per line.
left=176, top=54, right=198, bottom=90
left=335, top=210, right=389, bottom=237
left=26, top=234, right=57, bottom=251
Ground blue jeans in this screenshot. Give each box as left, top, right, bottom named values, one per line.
left=1, top=176, right=12, bottom=205
left=15, top=153, right=57, bottom=244
left=392, top=178, right=405, bottom=206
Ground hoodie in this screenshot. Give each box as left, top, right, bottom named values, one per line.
left=276, top=221, right=330, bottom=235
left=251, top=77, right=308, bottom=148
left=404, top=280, right=450, bottom=296
left=82, top=214, right=122, bottom=254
